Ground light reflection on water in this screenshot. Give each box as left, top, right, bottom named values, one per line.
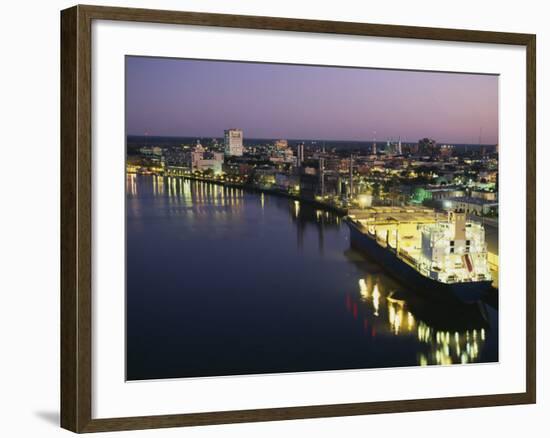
left=126, top=175, right=497, bottom=380
left=349, top=274, right=490, bottom=366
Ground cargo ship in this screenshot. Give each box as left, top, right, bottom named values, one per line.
left=346, top=206, right=492, bottom=303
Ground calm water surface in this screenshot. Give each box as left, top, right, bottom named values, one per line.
left=126, top=175, right=498, bottom=380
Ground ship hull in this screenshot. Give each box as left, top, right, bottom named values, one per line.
left=347, top=220, right=492, bottom=303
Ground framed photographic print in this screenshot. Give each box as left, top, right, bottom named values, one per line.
left=60, top=4, right=536, bottom=433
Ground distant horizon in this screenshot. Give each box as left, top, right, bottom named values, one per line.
left=126, top=57, right=498, bottom=144
left=126, top=133, right=497, bottom=146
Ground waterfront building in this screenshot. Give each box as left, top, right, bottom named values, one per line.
left=164, top=164, right=188, bottom=176
left=164, top=146, right=188, bottom=165
left=253, top=166, right=277, bottom=188
left=275, top=172, right=299, bottom=191
left=190, top=141, right=205, bottom=168
left=189, top=141, right=224, bottom=174
left=223, top=162, right=252, bottom=179
left=224, top=128, right=244, bottom=156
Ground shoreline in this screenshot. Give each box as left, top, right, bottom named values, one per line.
left=138, top=172, right=349, bottom=216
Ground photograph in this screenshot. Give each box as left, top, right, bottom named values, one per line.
left=125, top=56, right=499, bottom=381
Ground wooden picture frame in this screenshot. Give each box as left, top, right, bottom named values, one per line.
left=61, top=4, right=536, bottom=433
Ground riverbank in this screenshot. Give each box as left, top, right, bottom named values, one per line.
left=159, top=173, right=349, bottom=215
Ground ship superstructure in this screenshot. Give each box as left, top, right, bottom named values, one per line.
left=417, top=211, right=491, bottom=284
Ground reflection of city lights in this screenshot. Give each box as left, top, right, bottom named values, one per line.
left=372, top=285, right=380, bottom=316
left=126, top=174, right=137, bottom=195
left=393, top=310, right=401, bottom=335
left=419, top=355, right=428, bottom=366
left=407, top=312, right=414, bottom=330
left=294, top=200, right=300, bottom=218
left=358, top=279, right=368, bottom=300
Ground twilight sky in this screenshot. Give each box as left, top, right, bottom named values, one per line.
left=126, top=56, right=498, bottom=144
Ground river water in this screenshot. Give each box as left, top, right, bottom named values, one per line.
left=126, top=174, right=498, bottom=380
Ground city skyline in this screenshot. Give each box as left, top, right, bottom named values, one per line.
left=126, top=56, right=499, bottom=144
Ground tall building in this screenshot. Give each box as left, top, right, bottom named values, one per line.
left=224, top=129, right=244, bottom=156
left=418, top=138, right=437, bottom=156
left=296, top=142, right=305, bottom=167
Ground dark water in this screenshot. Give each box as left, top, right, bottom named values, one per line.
left=126, top=175, right=498, bottom=380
